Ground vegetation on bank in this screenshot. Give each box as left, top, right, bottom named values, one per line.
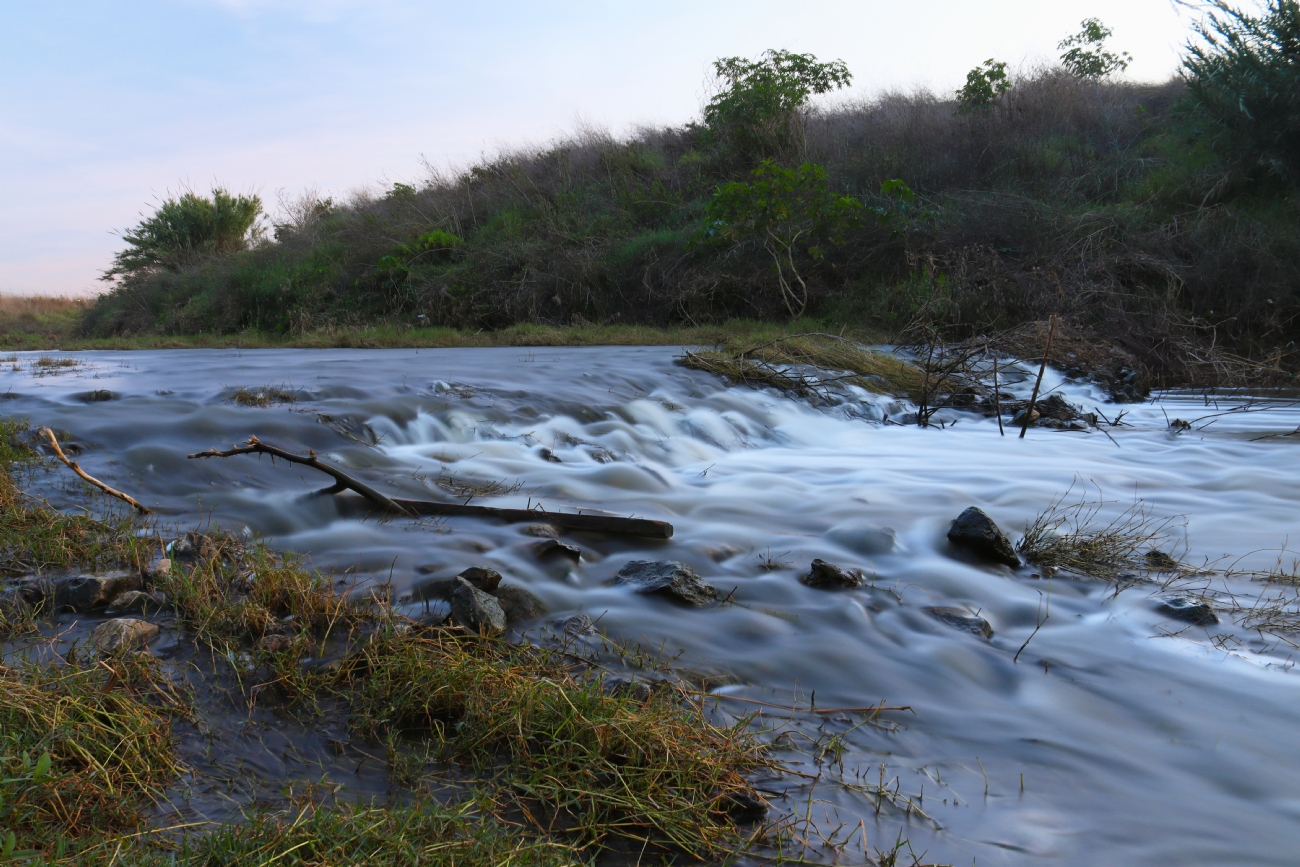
left=75, top=7, right=1300, bottom=387
left=0, top=416, right=783, bottom=866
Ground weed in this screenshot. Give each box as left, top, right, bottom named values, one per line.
left=228, top=384, right=299, bottom=406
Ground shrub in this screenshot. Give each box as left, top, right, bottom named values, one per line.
left=955, top=59, right=1011, bottom=114
left=105, top=187, right=263, bottom=279
left=1058, top=18, right=1132, bottom=79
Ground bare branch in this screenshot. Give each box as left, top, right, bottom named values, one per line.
left=40, top=428, right=151, bottom=514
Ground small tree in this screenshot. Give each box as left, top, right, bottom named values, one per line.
left=104, top=188, right=263, bottom=279
left=704, top=50, right=852, bottom=166
left=955, top=59, right=1011, bottom=114
left=696, top=161, right=863, bottom=318
left=1058, top=18, right=1131, bottom=78
left=1183, top=0, right=1300, bottom=175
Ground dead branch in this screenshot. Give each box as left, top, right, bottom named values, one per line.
left=189, top=435, right=675, bottom=538
left=39, top=428, right=151, bottom=514
left=1020, top=312, right=1058, bottom=439
left=188, top=435, right=411, bottom=516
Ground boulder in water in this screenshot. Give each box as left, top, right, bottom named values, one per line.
left=1157, top=595, right=1218, bottom=626
left=449, top=578, right=506, bottom=635
left=924, top=606, right=994, bottom=639
left=610, top=560, right=718, bottom=605
left=495, top=584, right=547, bottom=623
left=90, top=618, right=160, bottom=653
left=800, top=559, right=864, bottom=590
left=947, top=507, right=1020, bottom=567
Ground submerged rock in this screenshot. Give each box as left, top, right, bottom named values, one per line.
left=457, top=566, right=502, bottom=594
left=924, top=606, right=994, bottom=639
left=553, top=613, right=596, bottom=637
left=55, top=572, right=141, bottom=612
left=534, top=539, right=581, bottom=562
left=90, top=618, right=160, bottom=653
left=522, top=524, right=559, bottom=538
left=414, top=566, right=502, bottom=600
left=0, top=588, right=30, bottom=620
left=449, top=578, right=506, bottom=635
left=610, top=560, right=718, bottom=605
left=800, top=559, right=864, bottom=590
left=172, top=532, right=219, bottom=564
left=1157, top=595, right=1218, bottom=626
left=105, top=591, right=166, bottom=616
left=947, top=508, right=1020, bottom=568
left=601, top=673, right=653, bottom=701
left=826, top=523, right=896, bottom=556
left=494, top=584, right=547, bottom=623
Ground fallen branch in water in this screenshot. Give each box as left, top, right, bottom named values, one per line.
left=704, top=693, right=912, bottom=716
left=188, top=435, right=411, bottom=516
left=189, top=436, right=674, bottom=538
left=40, top=427, right=151, bottom=514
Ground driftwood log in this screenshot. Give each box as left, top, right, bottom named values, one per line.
left=40, top=427, right=151, bottom=514
left=188, top=436, right=674, bottom=539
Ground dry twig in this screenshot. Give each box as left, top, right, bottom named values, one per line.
left=39, top=428, right=150, bottom=514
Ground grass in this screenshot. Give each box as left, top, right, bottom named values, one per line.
left=680, top=332, right=927, bottom=403
left=227, top=385, right=299, bottom=406
left=1016, top=487, right=1185, bottom=581
left=337, top=630, right=769, bottom=856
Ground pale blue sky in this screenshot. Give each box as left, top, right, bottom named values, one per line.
left=2, top=1, right=1195, bottom=295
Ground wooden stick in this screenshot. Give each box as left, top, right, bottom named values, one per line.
left=40, top=428, right=151, bottom=514
left=992, top=354, right=1005, bottom=436
left=1019, top=313, right=1057, bottom=440
left=189, top=436, right=675, bottom=538
left=703, top=693, right=911, bottom=715
left=188, top=436, right=411, bottom=515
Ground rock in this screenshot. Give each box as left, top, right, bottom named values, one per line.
left=172, top=532, right=219, bottom=564
left=1145, top=550, right=1179, bottom=570
left=522, top=524, right=559, bottom=538
left=601, top=673, right=653, bottom=701
left=721, top=786, right=770, bottom=820
left=77, top=389, right=120, bottom=402
left=494, top=584, right=547, bottom=623
left=55, top=572, right=141, bottom=612
left=0, top=588, right=30, bottom=620
left=826, top=523, right=896, bottom=556
left=449, top=578, right=506, bottom=635
left=258, top=633, right=295, bottom=653
left=947, top=507, right=1020, bottom=567
left=1157, top=595, right=1218, bottom=626
left=1011, top=408, right=1041, bottom=426
left=539, top=447, right=562, bottom=463
left=150, top=558, right=172, bottom=579
left=534, top=539, right=581, bottom=562
left=1108, top=364, right=1149, bottom=403
left=413, top=566, right=502, bottom=600
left=105, top=591, right=166, bottom=616
left=610, top=560, right=718, bottom=605
left=553, top=613, right=595, bottom=636
left=10, top=575, right=52, bottom=607
left=924, top=606, right=994, bottom=639
left=89, top=618, right=160, bottom=653
left=800, top=559, right=864, bottom=590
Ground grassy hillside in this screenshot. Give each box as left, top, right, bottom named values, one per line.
left=80, top=26, right=1300, bottom=385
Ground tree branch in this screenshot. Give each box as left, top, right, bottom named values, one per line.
left=40, top=428, right=150, bottom=514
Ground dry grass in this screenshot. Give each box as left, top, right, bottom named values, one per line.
left=338, top=630, right=770, bottom=856
left=228, top=385, right=299, bottom=407
left=1017, top=487, right=1185, bottom=581
left=680, top=333, right=926, bottom=403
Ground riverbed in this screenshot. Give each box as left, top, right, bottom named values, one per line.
left=4, top=346, right=1299, bottom=866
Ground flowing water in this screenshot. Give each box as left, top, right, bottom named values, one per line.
left=4, top=346, right=1299, bottom=865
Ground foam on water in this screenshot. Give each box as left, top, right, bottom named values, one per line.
left=5, top=346, right=1299, bottom=865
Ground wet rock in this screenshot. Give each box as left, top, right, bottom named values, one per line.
left=924, top=606, right=994, bottom=639
left=105, top=591, right=166, bottom=616
left=610, top=560, right=718, bottom=605
left=1145, top=550, right=1179, bottom=570
left=721, top=786, right=770, bottom=820
left=1108, top=364, right=1149, bottom=403
left=494, top=584, right=547, bottom=623
left=1157, top=595, right=1218, bottom=626
left=90, top=618, right=160, bottom=653
left=55, top=572, right=141, bottom=612
left=413, top=566, right=502, bottom=600
left=534, top=539, right=581, bottom=562
left=149, top=558, right=172, bottom=579
left=258, top=633, right=296, bottom=653
left=826, top=523, right=896, bottom=556
left=947, top=507, right=1020, bottom=568
left=601, top=673, right=653, bottom=702
left=522, top=524, right=559, bottom=538
left=800, top=559, right=864, bottom=590
left=553, top=613, right=596, bottom=637
left=0, top=588, right=30, bottom=620
left=539, top=447, right=562, bottom=463
left=449, top=578, right=506, bottom=635
left=10, top=575, right=52, bottom=607
left=172, top=532, right=219, bottom=564
left=1011, top=408, right=1041, bottom=426
left=77, top=389, right=120, bottom=402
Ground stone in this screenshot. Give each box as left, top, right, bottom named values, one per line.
left=449, top=578, right=506, bottom=635
left=826, top=523, right=896, bottom=556
left=105, top=591, right=166, bottom=616
left=800, top=559, right=864, bottom=590
left=522, top=524, right=559, bottom=538
left=172, top=532, right=219, bottom=564
left=89, top=618, right=160, bottom=653
left=258, top=633, right=295, bottom=653
left=553, top=613, right=596, bottom=636
left=77, top=389, right=120, bottom=402
left=0, top=588, right=30, bottom=620
left=1157, top=595, right=1218, bottom=626
left=601, top=673, right=652, bottom=702
left=947, top=507, right=1020, bottom=567
left=55, top=572, right=141, bottom=612
left=610, top=560, right=718, bottom=605
left=534, top=539, right=581, bottom=562
left=494, top=584, right=547, bottom=623
left=1145, top=550, right=1179, bottom=570
left=413, top=566, right=502, bottom=600
left=924, top=606, right=994, bottom=639
left=150, top=558, right=172, bottom=579
left=539, top=447, right=562, bottom=463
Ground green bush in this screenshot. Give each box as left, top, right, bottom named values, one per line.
left=104, top=187, right=262, bottom=278
left=1058, top=18, right=1131, bottom=79
left=955, top=59, right=1011, bottom=114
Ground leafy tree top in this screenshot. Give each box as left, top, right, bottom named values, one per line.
left=955, top=59, right=1011, bottom=114
left=1058, top=18, right=1132, bottom=78
left=105, top=188, right=262, bottom=279
left=703, top=50, right=852, bottom=165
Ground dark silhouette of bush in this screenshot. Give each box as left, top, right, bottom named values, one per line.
left=104, top=187, right=262, bottom=279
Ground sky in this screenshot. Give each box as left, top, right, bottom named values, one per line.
left=2, top=0, right=1203, bottom=296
